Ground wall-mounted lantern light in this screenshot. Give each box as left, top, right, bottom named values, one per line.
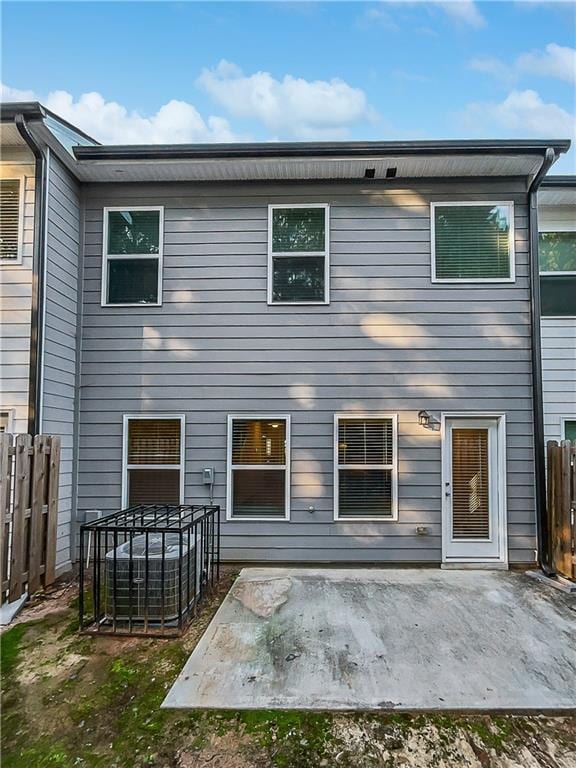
left=418, top=410, right=431, bottom=428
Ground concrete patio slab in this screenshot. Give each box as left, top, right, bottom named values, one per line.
left=163, top=568, right=576, bottom=712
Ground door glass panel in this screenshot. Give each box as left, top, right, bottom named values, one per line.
left=451, top=428, right=490, bottom=540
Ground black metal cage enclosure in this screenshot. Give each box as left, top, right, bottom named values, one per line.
left=79, top=505, right=221, bottom=636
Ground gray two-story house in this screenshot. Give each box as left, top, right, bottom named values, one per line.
left=0, top=102, right=570, bottom=573
left=538, top=177, right=576, bottom=447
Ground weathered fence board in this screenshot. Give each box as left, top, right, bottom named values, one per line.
left=0, top=434, right=61, bottom=605
left=547, top=440, right=576, bottom=581
left=0, top=433, right=13, bottom=599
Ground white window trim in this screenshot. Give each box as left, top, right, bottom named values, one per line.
left=539, top=227, right=576, bottom=276
left=101, top=206, right=164, bottom=307
left=0, top=408, right=15, bottom=433
left=226, top=414, right=291, bottom=521
left=0, top=176, right=26, bottom=266
left=560, top=416, right=576, bottom=440
left=267, top=203, right=330, bottom=305
left=121, top=414, right=185, bottom=508
left=430, top=201, right=516, bottom=284
left=333, top=412, right=398, bottom=522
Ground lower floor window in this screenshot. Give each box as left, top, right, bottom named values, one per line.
left=123, top=415, right=184, bottom=506
left=227, top=416, right=290, bottom=519
left=335, top=414, right=398, bottom=520
left=563, top=419, right=576, bottom=441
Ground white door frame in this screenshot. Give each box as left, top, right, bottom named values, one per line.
left=441, top=412, right=508, bottom=566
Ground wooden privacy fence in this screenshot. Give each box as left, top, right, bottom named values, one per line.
left=546, top=440, right=576, bottom=581
left=0, top=434, right=61, bottom=604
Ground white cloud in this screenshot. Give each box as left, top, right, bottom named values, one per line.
left=435, top=1, right=485, bottom=28
left=196, top=60, right=376, bottom=140
left=469, top=56, right=515, bottom=84
left=0, top=83, right=37, bottom=102
left=0, top=84, right=244, bottom=144
left=360, top=1, right=485, bottom=29
left=460, top=89, right=575, bottom=138
left=516, top=43, right=576, bottom=84
left=469, top=43, right=576, bottom=85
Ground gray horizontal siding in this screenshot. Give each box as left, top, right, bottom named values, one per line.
left=78, top=179, right=536, bottom=564
left=41, top=154, right=81, bottom=572
left=0, top=157, right=35, bottom=433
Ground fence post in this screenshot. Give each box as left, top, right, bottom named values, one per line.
left=558, top=440, right=573, bottom=579
left=572, top=444, right=576, bottom=581
left=0, top=434, right=14, bottom=601
left=546, top=440, right=557, bottom=574
left=28, top=434, right=47, bottom=595
left=9, top=434, right=32, bottom=602
left=44, top=436, right=61, bottom=586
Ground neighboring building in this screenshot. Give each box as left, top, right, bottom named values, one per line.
left=0, top=104, right=97, bottom=573
left=0, top=122, right=36, bottom=435
left=0, top=102, right=571, bottom=571
left=538, top=177, right=576, bottom=446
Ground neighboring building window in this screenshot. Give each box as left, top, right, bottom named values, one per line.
left=563, top=419, right=576, bottom=441
left=227, top=416, right=290, bottom=519
left=268, top=204, right=329, bottom=304
left=102, top=207, right=163, bottom=306
left=0, top=410, right=14, bottom=433
left=539, top=230, right=576, bottom=317
left=431, top=202, right=514, bottom=282
left=335, top=414, right=398, bottom=520
left=0, top=179, right=23, bottom=262
left=122, top=416, right=184, bottom=506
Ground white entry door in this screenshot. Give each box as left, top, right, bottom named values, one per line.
left=442, top=417, right=506, bottom=564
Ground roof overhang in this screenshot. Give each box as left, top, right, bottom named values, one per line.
left=0, top=102, right=571, bottom=185
left=71, top=138, right=571, bottom=184
left=539, top=175, right=576, bottom=206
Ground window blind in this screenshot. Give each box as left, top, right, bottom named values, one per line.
left=0, top=179, right=20, bottom=260
left=451, top=428, right=490, bottom=539
left=338, top=419, right=393, bottom=466
left=337, top=417, right=395, bottom=518
left=434, top=204, right=511, bottom=280
left=128, top=469, right=180, bottom=505
left=128, top=419, right=181, bottom=465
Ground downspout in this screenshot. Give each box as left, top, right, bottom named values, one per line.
left=14, top=114, right=47, bottom=436
left=528, top=147, right=557, bottom=575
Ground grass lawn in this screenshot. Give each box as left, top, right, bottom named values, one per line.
left=1, top=569, right=575, bottom=768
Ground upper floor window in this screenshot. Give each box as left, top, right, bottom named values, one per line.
left=268, top=204, right=329, bottom=304
left=0, top=179, right=23, bottom=263
left=539, top=230, right=576, bottom=317
left=431, top=202, right=514, bottom=283
left=102, top=207, right=163, bottom=306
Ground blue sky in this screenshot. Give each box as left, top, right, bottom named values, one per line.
left=2, top=1, right=575, bottom=171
